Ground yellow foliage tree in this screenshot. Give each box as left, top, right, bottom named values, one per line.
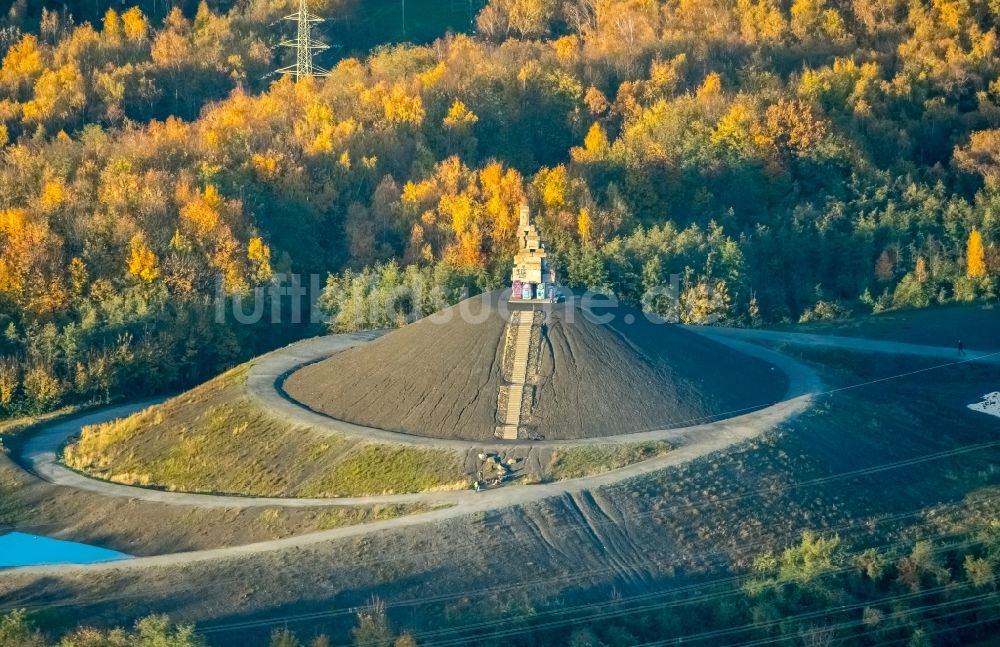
left=247, top=236, right=272, bottom=284
left=790, top=0, right=847, bottom=41
left=737, top=0, right=786, bottom=43
left=711, top=103, right=758, bottom=157
left=69, top=257, right=88, bottom=296
left=417, top=62, right=445, bottom=87
left=121, top=7, right=150, bottom=42
left=453, top=227, right=485, bottom=267
left=0, top=209, right=62, bottom=308
left=401, top=179, right=436, bottom=208
left=681, top=279, right=732, bottom=325
left=23, top=365, right=63, bottom=409
left=480, top=162, right=524, bottom=248
left=585, top=122, right=609, bottom=152
left=696, top=72, right=723, bottom=102
left=762, top=99, right=829, bottom=156
left=22, top=64, right=86, bottom=125
left=552, top=34, right=579, bottom=64
left=577, top=207, right=591, bottom=243
left=179, top=184, right=223, bottom=238
left=383, top=87, right=425, bottom=126
left=646, top=54, right=687, bottom=100
left=127, top=234, right=159, bottom=282
left=103, top=9, right=122, bottom=41
left=572, top=122, right=610, bottom=161
left=443, top=100, right=478, bottom=128
left=212, top=237, right=247, bottom=295
left=584, top=87, right=610, bottom=115
left=539, top=165, right=568, bottom=210
left=955, top=130, right=1000, bottom=189
left=0, top=361, right=17, bottom=407
left=967, top=228, right=987, bottom=278
left=0, top=34, right=44, bottom=92
left=40, top=180, right=66, bottom=209
left=442, top=193, right=475, bottom=237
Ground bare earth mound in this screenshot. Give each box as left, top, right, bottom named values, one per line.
left=285, top=292, right=788, bottom=441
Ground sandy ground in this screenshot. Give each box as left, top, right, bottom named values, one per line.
left=286, top=292, right=787, bottom=441
left=969, top=392, right=1000, bottom=418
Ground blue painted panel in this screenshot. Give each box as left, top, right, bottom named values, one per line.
left=0, top=532, right=132, bottom=567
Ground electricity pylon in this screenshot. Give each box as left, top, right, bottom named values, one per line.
left=277, top=0, right=329, bottom=79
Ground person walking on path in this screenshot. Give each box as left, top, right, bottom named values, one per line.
left=958, top=340, right=965, bottom=356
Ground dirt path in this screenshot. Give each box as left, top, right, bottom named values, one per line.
left=8, top=326, right=990, bottom=575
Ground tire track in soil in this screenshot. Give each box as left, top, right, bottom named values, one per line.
left=566, top=490, right=650, bottom=589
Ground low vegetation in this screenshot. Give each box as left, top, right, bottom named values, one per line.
left=297, top=444, right=470, bottom=497
left=6, top=512, right=998, bottom=646
left=0, top=405, right=84, bottom=438
left=789, top=303, right=1000, bottom=349
left=543, top=441, right=672, bottom=481
left=0, top=612, right=206, bottom=647
left=1, top=444, right=439, bottom=554
left=546, top=517, right=1000, bottom=646
left=63, top=356, right=469, bottom=497
left=0, top=602, right=420, bottom=647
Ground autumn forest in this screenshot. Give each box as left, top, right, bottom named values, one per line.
left=0, top=0, right=997, bottom=418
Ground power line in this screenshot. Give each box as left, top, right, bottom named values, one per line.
left=297, top=535, right=1000, bottom=647
left=191, top=496, right=1000, bottom=641
left=5, top=435, right=1000, bottom=618
left=277, top=0, right=330, bottom=80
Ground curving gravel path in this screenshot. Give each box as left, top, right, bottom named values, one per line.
left=16, top=331, right=815, bottom=504
left=687, top=327, right=1000, bottom=363
left=8, top=326, right=991, bottom=574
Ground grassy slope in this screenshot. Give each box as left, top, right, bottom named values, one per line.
left=0, top=385, right=445, bottom=554
left=790, top=303, right=1000, bottom=349
left=64, top=358, right=471, bottom=497
left=2, top=433, right=439, bottom=556
left=60, top=334, right=689, bottom=499
left=543, top=441, right=673, bottom=481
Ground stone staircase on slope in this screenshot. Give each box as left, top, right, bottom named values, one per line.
left=497, top=312, right=534, bottom=440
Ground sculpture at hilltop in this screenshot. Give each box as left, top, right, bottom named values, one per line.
left=510, top=205, right=556, bottom=302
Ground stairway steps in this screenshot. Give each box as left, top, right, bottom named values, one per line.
left=497, top=313, right=535, bottom=440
